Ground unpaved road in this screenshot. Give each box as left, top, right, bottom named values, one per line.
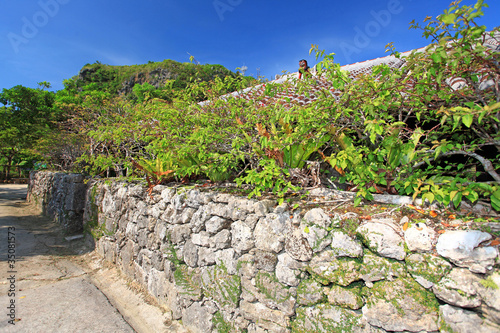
left=0, top=184, right=186, bottom=333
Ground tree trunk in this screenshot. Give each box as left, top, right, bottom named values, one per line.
left=6, top=156, right=13, bottom=180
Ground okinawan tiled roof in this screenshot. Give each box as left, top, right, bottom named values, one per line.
left=200, top=48, right=422, bottom=109
left=201, top=31, right=499, bottom=109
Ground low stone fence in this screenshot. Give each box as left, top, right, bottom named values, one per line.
left=27, top=171, right=87, bottom=233
left=28, top=172, right=500, bottom=332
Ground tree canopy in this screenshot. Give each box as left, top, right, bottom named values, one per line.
left=0, top=0, right=498, bottom=211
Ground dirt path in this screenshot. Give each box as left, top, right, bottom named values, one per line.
left=0, top=184, right=186, bottom=333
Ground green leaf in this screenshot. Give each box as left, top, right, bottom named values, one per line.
left=492, top=191, right=500, bottom=212
left=462, top=114, right=473, bottom=128
left=452, top=191, right=463, bottom=209
left=431, top=53, right=441, bottom=63
left=422, top=192, right=435, bottom=204
left=452, top=115, right=461, bottom=130
left=441, top=13, right=456, bottom=24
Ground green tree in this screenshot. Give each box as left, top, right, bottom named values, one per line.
left=0, top=82, right=56, bottom=178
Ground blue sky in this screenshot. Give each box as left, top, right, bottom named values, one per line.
left=1, top=0, right=498, bottom=92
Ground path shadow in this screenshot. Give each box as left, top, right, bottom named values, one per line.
left=0, top=187, right=94, bottom=261
left=0, top=185, right=29, bottom=204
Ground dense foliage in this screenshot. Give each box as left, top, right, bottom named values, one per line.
left=1, top=1, right=498, bottom=211
left=0, top=82, right=58, bottom=178
left=70, top=59, right=256, bottom=101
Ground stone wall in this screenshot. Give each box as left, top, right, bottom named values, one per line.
left=27, top=171, right=88, bottom=233
left=28, top=172, right=500, bottom=332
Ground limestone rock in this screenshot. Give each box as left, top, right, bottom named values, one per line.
left=191, top=231, right=211, bottom=247
left=174, top=207, right=197, bottom=224
left=237, top=253, right=257, bottom=278
left=247, top=323, right=269, bottom=333
left=147, top=268, right=168, bottom=306
left=432, top=268, right=482, bottom=308
left=252, top=249, right=278, bottom=272
left=167, top=266, right=202, bottom=319
left=197, top=247, right=216, bottom=266
left=303, top=208, right=332, bottom=228
left=210, top=229, right=231, bottom=250
left=205, top=202, right=232, bottom=219
left=173, top=265, right=203, bottom=302
left=169, top=224, right=191, bottom=244
left=183, top=239, right=199, bottom=268
left=190, top=206, right=211, bottom=233
left=185, top=189, right=213, bottom=208
left=439, top=304, right=499, bottom=333
left=151, top=251, right=164, bottom=271
left=357, top=220, right=406, bottom=260
left=149, top=201, right=165, bottom=219
left=164, top=281, right=183, bottom=319
left=205, top=216, right=231, bottom=235
left=297, top=278, right=325, bottom=306
left=229, top=198, right=255, bottom=220
left=213, top=193, right=234, bottom=203
left=359, top=251, right=407, bottom=285
left=182, top=301, right=214, bottom=333
left=307, top=250, right=363, bottom=286
left=285, top=227, right=313, bottom=262
left=253, top=199, right=275, bottom=217
left=436, top=230, right=498, bottom=273
left=240, top=300, right=290, bottom=333
left=404, top=222, right=437, bottom=252
left=292, top=304, right=379, bottom=333
left=231, top=221, right=255, bottom=253
left=330, top=230, right=364, bottom=258
left=119, top=240, right=137, bottom=277
left=254, top=213, right=289, bottom=253
left=160, top=187, right=175, bottom=202
left=326, top=284, right=364, bottom=310
left=301, top=208, right=333, bottom=253
left=215, top=248, right=239, bottom=275
left=154, top=221, right=167, bottom=242
left=363, top=277, right=439, bottom=332
left=405, top=253, right=452, bottom=289
left=171, top=193, right=186, bottom=210
left=244, top=213, right=260, bottom=230
left=477, top=272, right=500, bottom=323
left=276, top=253, right=303, bottom=287
left=240, top=277, right=258, bottom=303
left=243, top=271, right=296, bottom=316
left=201, top=265, right=241, bottom=311
left=125, top=222, right=138, bottom=242
left=273, top=202, right=288, bottom=214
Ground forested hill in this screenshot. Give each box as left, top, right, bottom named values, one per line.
left=0, top=57, right=258, bottom=179
left=63, top=59, right=256, bottom=102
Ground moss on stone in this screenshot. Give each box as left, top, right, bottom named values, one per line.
left=366, top=277, right=439, bottom=317
left=211, top=311, right=237, bottom=333
left=203, top=263, right=241, bottom=309
left=480, top=276, right=499, bottom=290
left=291, top=304, right=363, bottom=333
left=359, top=249, right=407, bottom=280
left=173, top=264, right=202, bottom=299
left=355, top=228, right=382, bottom=253
left=254, top=271, right=292, bottom=304
left=405, top=253, right=451, bottom=285
left=296, top=277, right=326, bottom=306
left=307, top=253, right=364, bottom=287
left=327, top=283, right=365, bottom=310
left=84, top=184, right=102, bottom=239
left=438, top=316, right=454, bottom=333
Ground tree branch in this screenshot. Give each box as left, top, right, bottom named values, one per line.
left=412, top=150, right=500, bottom=182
